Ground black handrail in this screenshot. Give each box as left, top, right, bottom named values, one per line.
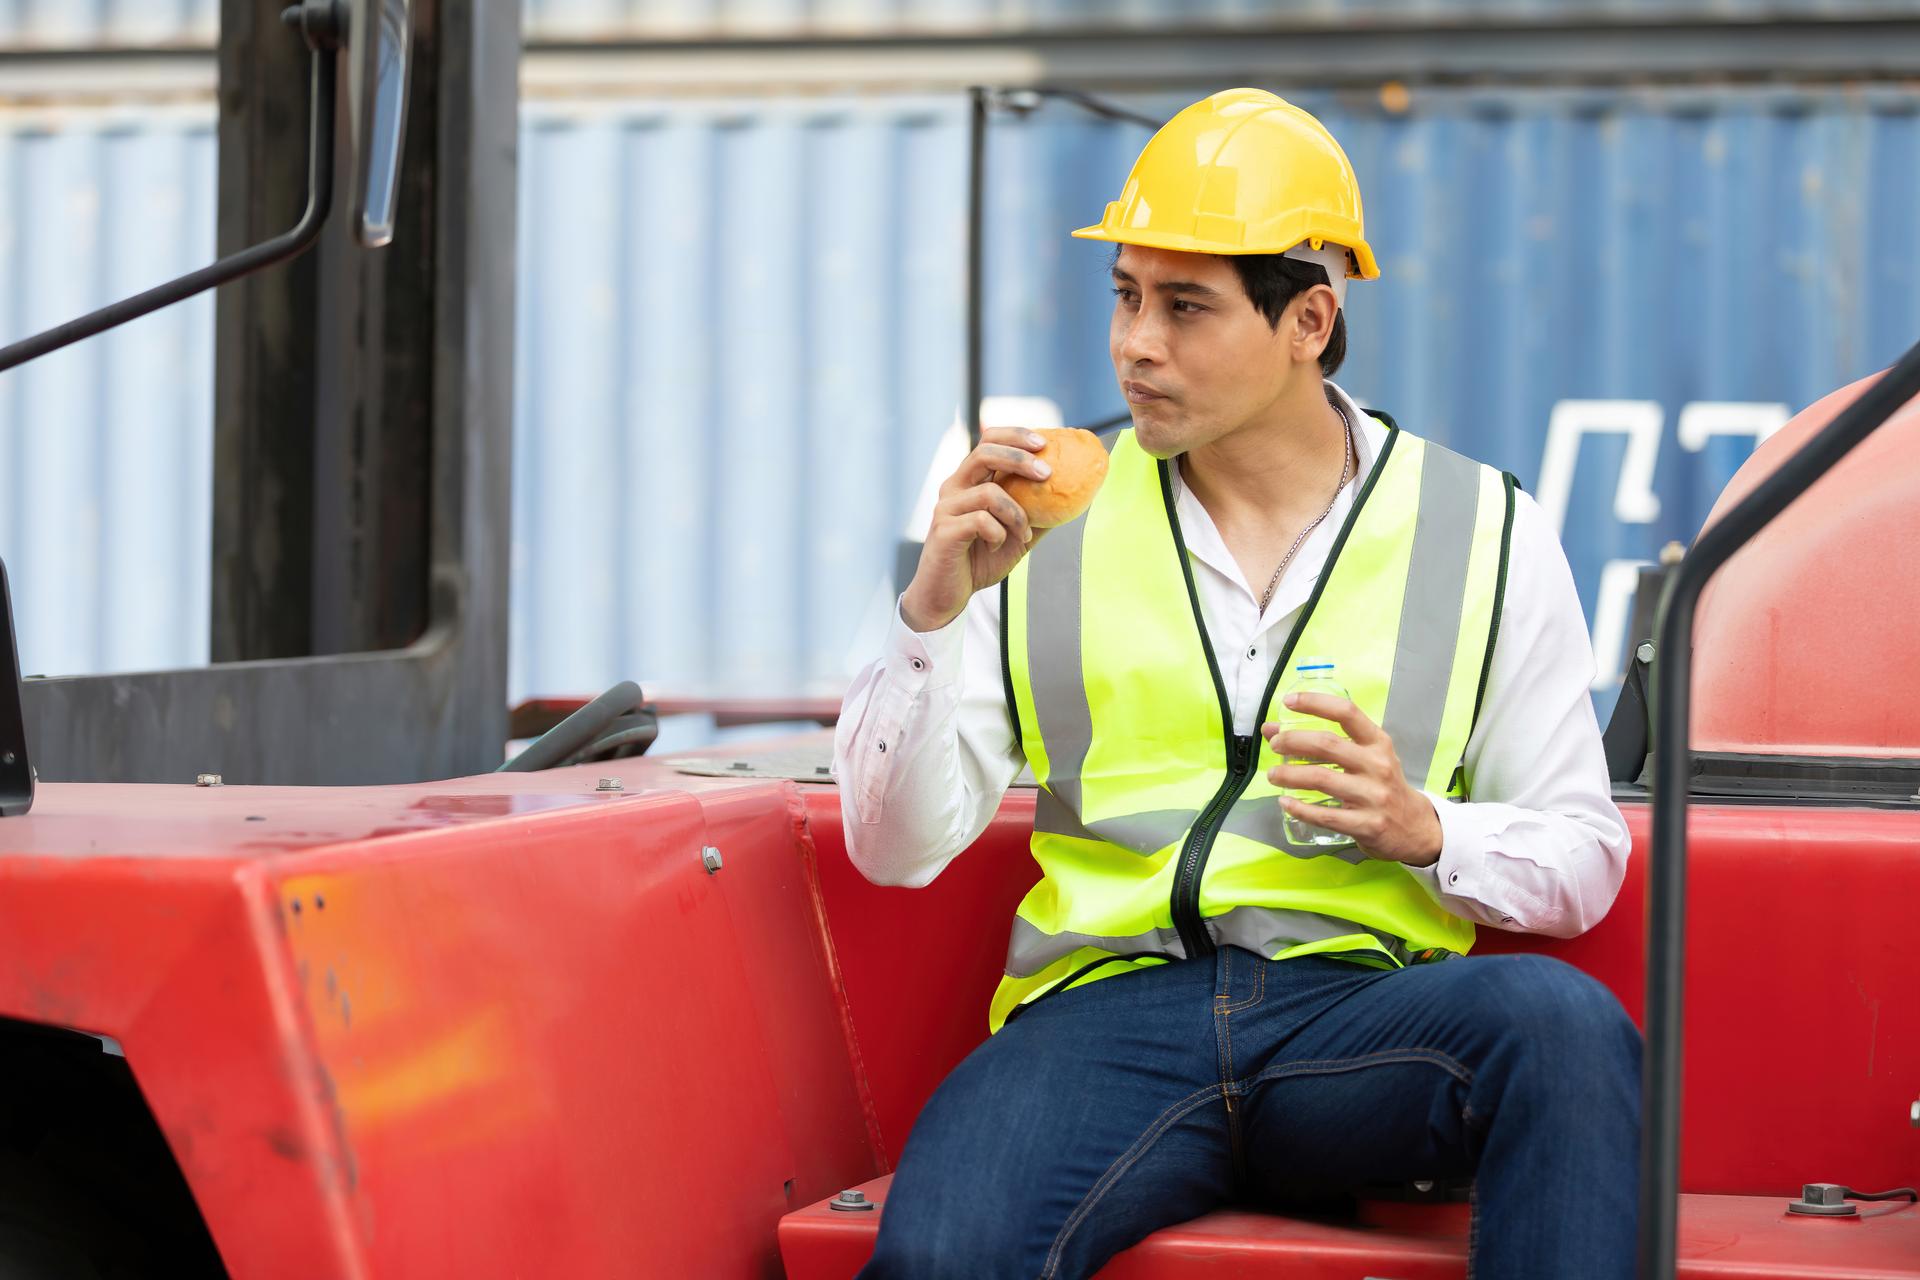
left=1640, top=336, right=1920, bottom=1278
left=0, top=46, right=336, bottom=376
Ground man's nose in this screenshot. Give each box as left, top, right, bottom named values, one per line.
left=1118, top=306, right=1169, bottom=366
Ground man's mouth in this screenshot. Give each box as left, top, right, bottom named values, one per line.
left=1123, top=380, right=1168, bottom=404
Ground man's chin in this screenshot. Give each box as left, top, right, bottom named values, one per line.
left=1131, top=415, right=1188, bottom=459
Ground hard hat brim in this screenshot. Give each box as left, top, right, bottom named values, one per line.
left=1072, top=222, right=1382, bottom=281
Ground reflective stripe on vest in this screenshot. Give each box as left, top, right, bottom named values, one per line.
left=991, top=421, right=1514, bottom=1032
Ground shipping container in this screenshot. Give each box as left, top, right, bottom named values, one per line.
left=4, top=0, right=1914, bottom=48
left=508, top=84, right=1920, bottom=718
left=3, top=79, right=1917, bottom=741
left=518, top=0, right=1920, bottom=40
left=0, top=104, right=217, bottom=679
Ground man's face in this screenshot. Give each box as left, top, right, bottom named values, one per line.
left=1108, top=245, right=1311, bottom=459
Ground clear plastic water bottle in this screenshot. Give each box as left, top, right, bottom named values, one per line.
left=1279, top=658, right=1351, bottom=846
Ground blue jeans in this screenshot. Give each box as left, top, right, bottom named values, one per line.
left=861, top=948, right=1640, bottom=1280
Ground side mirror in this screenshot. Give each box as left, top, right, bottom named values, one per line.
left=349, top=0, right=413, bottom=248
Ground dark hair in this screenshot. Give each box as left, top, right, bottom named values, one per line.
left=1227, top=253, right=1347, bottom=378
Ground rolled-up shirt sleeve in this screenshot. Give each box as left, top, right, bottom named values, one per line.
left=1404, top=491, right=1631, bottom=938
left=833, top=589, right=1024, bottom=887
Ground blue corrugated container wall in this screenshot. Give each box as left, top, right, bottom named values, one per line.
left=4, top=68, right=1919, bottom=741
left=0, top=106, right=218, bottom=679
left=508, top=85, right=1920, bottom=729
left=516, top=0, right=1920, bottom=38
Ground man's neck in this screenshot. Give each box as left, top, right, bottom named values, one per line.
left=1177, top=381, right=1353, bottom=536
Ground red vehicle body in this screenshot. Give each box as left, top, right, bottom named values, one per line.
left=1, top=752, right=1916, bottom=1277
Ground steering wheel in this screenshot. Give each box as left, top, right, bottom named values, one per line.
left=498, top=680, right=644, bottom=772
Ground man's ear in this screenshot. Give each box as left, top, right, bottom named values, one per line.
left=1291, top=285, right=1340, bottom=364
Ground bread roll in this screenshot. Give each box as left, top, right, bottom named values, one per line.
left=999, top=428, right=1110, bottom=529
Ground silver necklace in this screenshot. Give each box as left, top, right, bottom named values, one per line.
left=1258, top=400, right=1355, bottom=616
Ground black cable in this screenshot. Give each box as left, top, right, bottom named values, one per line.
left=1841, top=1186, right=1918, bottom=1203
left=1020, top=86, right=1164, bottom=132
left=565, top=724, right=659, bottom=766
left=497, top=680, right=643, bottom=772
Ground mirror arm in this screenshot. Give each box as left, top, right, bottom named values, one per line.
left=0, top=47, right=337, bottom=376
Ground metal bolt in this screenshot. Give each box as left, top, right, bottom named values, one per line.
left=1, top=751, right=14, bottom=765
left=1636, top=642, right=1656, bottom=665
left=1660, top=540, right=1687, bottom=565
left=196, top=773, right=223, bottom=787
left=1413, top=1180, right=1435, bottom=1193
left=702, top=846, right=723, bottom=874
left=1910, top=1099, right=1918, bottom=1127
left=1787, top=1182, right=1858, bottom=1216
left=829, top=1189, right=875, bottom=1212
left=595, top=777, right=623, bottom=792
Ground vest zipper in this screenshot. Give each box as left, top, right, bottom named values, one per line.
left=1171, top=733, right=1258, bottom=959
left=1155, top=420, right=1401, bottom=967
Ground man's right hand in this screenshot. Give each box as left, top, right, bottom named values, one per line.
left=900, top=428, right=1053, bottom=633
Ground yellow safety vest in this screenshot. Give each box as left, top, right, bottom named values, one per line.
left=992, top=417, right=1515, bottom=1032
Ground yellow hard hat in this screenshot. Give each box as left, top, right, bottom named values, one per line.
left=1073, top=87, right=1381, bottom=282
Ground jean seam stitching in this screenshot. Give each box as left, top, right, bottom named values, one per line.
left=1466, top=1173, right=1481, bottom=1278
left=1219, top=953, right=1266, bottom=1013
left=1248, top=1047, right=1476, bottom=1090
left=1214, top=951, right=1231, bottom=1086
left=1039, top=1083, right=1225, bottom=1280
left=1223, top=1002, right=1236, bottom=1084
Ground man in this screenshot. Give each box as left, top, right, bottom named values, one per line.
left=833, top=88, right=1636, bottom=1279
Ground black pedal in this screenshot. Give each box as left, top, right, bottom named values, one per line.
left=1, top=557, right=33, bottom=817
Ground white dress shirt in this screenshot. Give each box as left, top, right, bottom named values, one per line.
left=832, top=382, right=1629, bottom=940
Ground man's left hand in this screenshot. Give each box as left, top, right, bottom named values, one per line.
left=1261, top=693, right=1443, bottom=868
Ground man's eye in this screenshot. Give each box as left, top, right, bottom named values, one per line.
left=1174, top=300, right=1206, bottom=314
left=1111, top=287, right=1139, bottom=305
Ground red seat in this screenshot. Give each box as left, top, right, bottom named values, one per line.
left=789, top=785, right=1920, bottom=1278
left=780, top=1174, right=1920, bottom=1279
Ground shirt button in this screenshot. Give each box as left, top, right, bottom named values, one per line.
left=877, top=741, right=887, bottom=753
left=1246, top=646, right=1257, bottom=660
left=1449, top=872, right=1460, bottom=885
left=910, top=658, right=924, bottom=671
